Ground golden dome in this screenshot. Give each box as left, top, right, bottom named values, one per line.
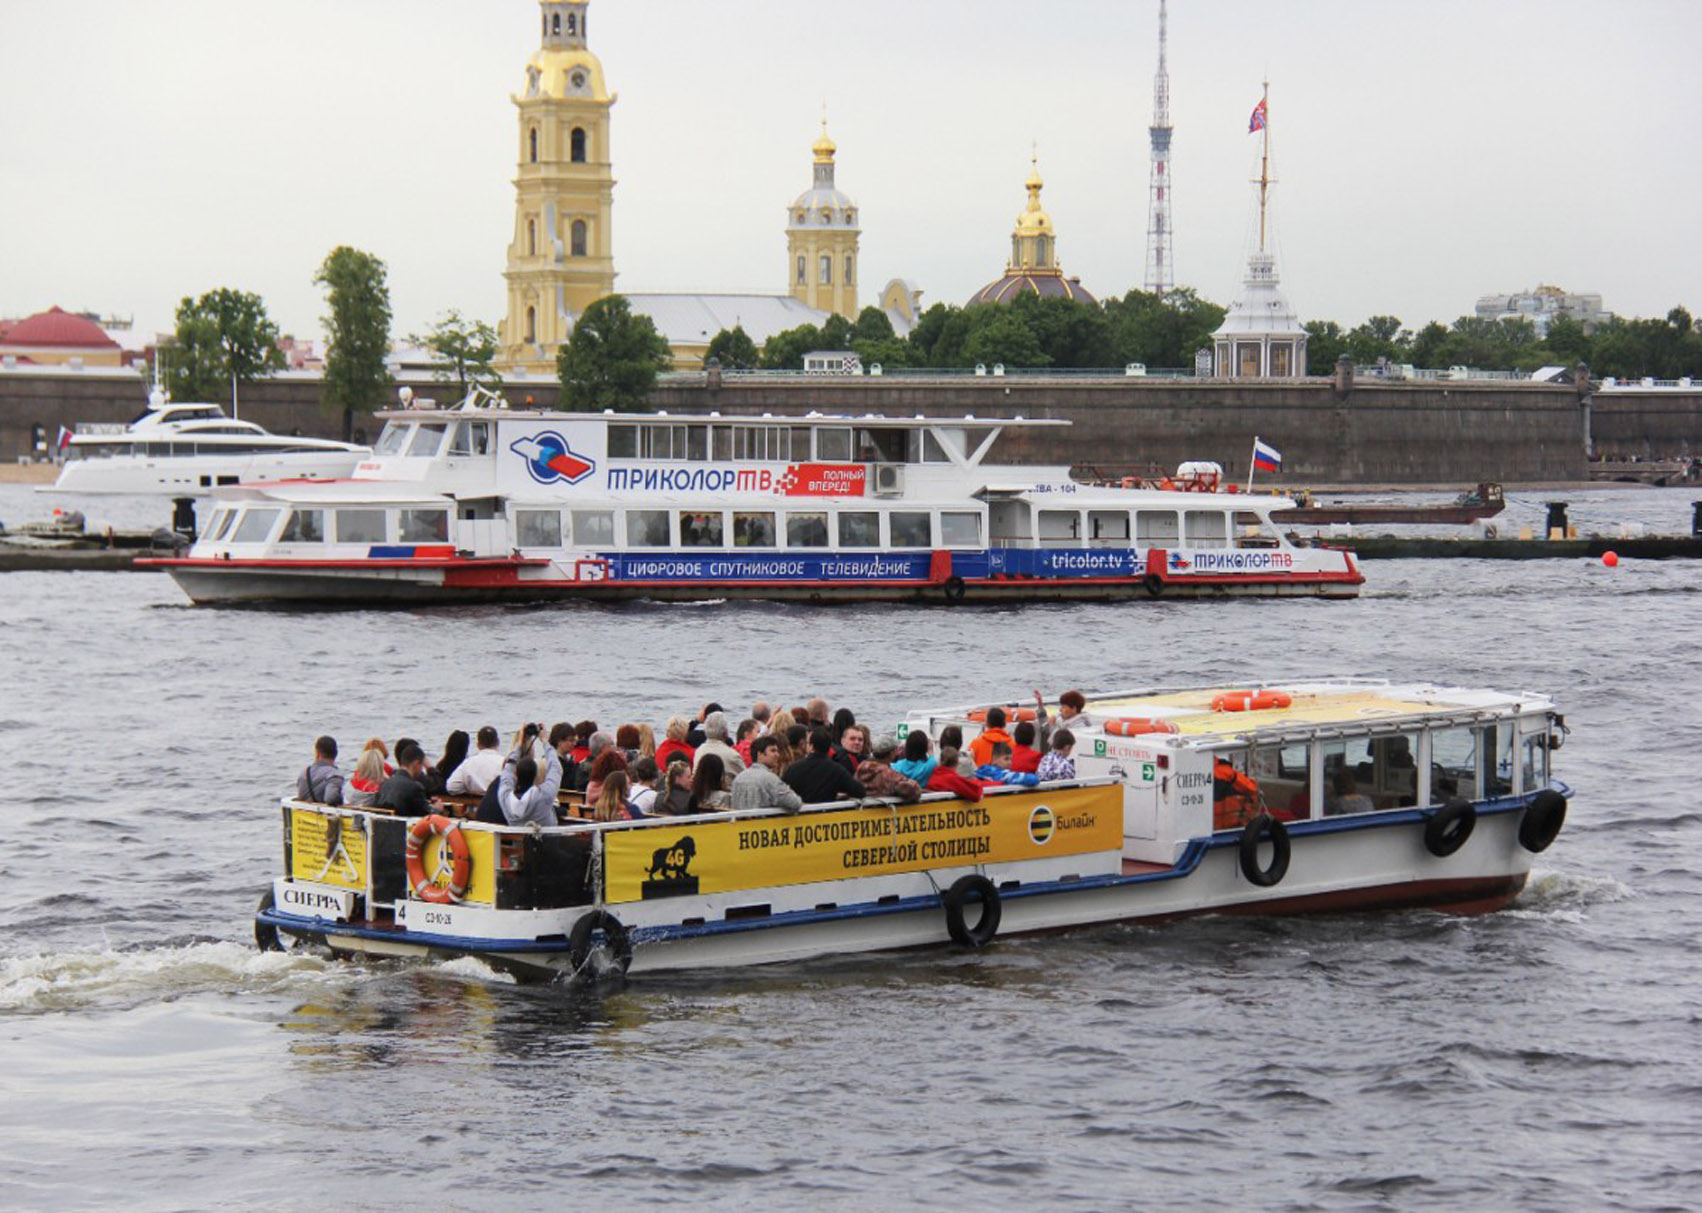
left=812, top=120, right=837, bottom=164
left=1014, top=156, right=1052, bottom=236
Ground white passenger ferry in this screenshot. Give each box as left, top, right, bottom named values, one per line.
left=48, top=388, right=369, bottom=496
left=149, top=389, right=1362, bottom=605
left=255, top=680, right=1568, bottom=979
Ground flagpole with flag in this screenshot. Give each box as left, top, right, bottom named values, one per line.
left=1248, top=437, right=1282, bottom=491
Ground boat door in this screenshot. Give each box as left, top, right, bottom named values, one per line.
left=1078, top=738, right=1167, bottom=863
left=456, top=498, right=505, bottom=556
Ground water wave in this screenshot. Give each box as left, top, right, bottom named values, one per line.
left=0, top=940, right=332, bottom=1015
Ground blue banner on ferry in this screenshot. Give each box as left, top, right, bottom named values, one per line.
left=606, top=553, right=933, bottom=582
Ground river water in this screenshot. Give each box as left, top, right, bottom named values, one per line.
left=2, top=484, right=1699, bottom=1209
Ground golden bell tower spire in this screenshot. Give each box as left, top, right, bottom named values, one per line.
left=785, top=115, right=860, bottom=319
left=500, top=0, right=617, bottom=370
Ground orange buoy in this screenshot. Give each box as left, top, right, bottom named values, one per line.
left=967, top=707, right=1037, bottom=723
left=1601, top=551, right=1619, bottom=568
left=1211, top=690, right=1294, bottom=713
left=1103, top=717, right=1181, bottom=736
left=405, top=814, right=472, bottom=904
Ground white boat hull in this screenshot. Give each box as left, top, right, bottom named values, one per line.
left=47, top=451, right=366, bottom=496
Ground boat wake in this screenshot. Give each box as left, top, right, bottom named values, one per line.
left=1506, top=868, right=1632, bottom=922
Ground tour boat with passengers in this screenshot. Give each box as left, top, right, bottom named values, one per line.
left=255, top=679, right=1569, bottom=980
left=48, top=387, right=369, bottom=496
left=147, top=388, right=1362, bottom=605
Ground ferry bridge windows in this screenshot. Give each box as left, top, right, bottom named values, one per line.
left=1234, top=510, right=1280, bottom=548
left=680, top=511, right=724, bottom=547
left=572, top=509, right=614, bottom=546
left=1428, top=727, right=1479, bottom=804
left=838, top=511, right=880, bottom=548
left=1184, top=509, right=1229, bottom=549
left=447, top=422, right=490, bottom=457
left=399, top=509, right=449, bottom=543
left=889, top=511, right=932, bottom=548
left=406, top=424, right=447, bottom=458
left=206, top=509, right=236, bottom=542
left=570, top=127, right=587, bottom=163
left=515, top=509, right=562, bottom=548
left=816, top=427, right=852, bottom=462
left=231, top=509, right=282, bottom=545
left=855, top=427, right=906, bottom=463
left=1039, top=509, right=1080, bottom=544
left=626, top=509, right=670, bottom=547
left=607, top=425, right=637, bottom=458
left=1136, top=509, right=1179, bottom=546
left=374, top=425, right=408, bottom=455
left=280, top=509, right=324, bottom=543
left=1484, top=725, right=1514, bottom=798
left=786, top=512, right=829, bottom=548
left=1320, top=733, right=1419, bottom=813
left=941, top=511, right=983, bottom=547
left=1088, top=510, right=1130, bottom=546
left=733, top=511, right=776, bottom=547
left=571, top=220, right=588, bottom=257
left=917, top=429, right=952, bottom=463
left=336, top=509, right=388, bottom=544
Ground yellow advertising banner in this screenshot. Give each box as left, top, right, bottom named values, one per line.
left=602, top=785, right=1122, bottom=905
left=287, top=808, right=498, bottom=905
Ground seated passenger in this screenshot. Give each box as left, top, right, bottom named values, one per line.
left=497, top=724, right=564, bottom=828
left=658, top=758, right=695, bottom=815
left=855, top=735, right=923, bottom=804
left=693, top=711, right=746, bottom=780
left=1326, top=769, right=1374, bottom=815
left=731, top=736, right=805, bottom=813
left=892, top=730, right=938, bottom=787
left=976, top=741, right=1040, bottom=787
left=628, top=757, right=662, bottom=814
left=569, top=721, right=596, bottom=766
left=734, top=717, right=759, bottom=765
left=361, top=738, right=394, bottom=776
left=926, top=746, right=984, bottom=802
left=575, top=730, right=613, bottom=793
left=969, top=707, right=1014, bottom=769
left=297, top=735, right=344, bottom=805
left=446, top=726, right=505, bottom=796
left=686, top=702, right=721, bottom=749
left=656, top=716, right=696, bottom=769
left=689, top=753, right=732, bottom=812
left=1211, top=756, right=1262, bottom=830
left=783, top=727, right=867, bottom=805
left=376, top=740, right=436, bottom=819
left=615, top=724, right=642, bottom=761
left=585, top=746, right=628, bottom=803
left=1036, top=729, right=1078, bottom=782
left=937, top=725, right=978, bottom=776
left=1010, top=721, right=1043, bottom=775
left=345, top=747, right=386, bottom=807
left=591, top=770, right=645, bottom=822
left=422, top=730, right=468, bottom=797
left=1035, top=689, right=1091, bottom=750
left=832, top=723, right=870, bottom=777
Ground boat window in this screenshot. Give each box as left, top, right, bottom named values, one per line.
left=1483, top=725, right=1514, bottom=798
left=711, top=426, right=732, bottom=461
left=572, top=510, right=613, bottom=545
left=786, top=512, right=829, bottom=548
left=335, top=509, right=388, bottom=544
left=1088, top=510, right=1130, bottom=544
left=1136, top=510, right=1180, bottom=544
left=889, top=511, right=932, bottom=547
left=448, top=422, right=491, bottom=457
left=855, top=428, right=907, bottom=463
left=1323, top=733, right=1419, bottom=812
left=206, top=509, right=235, bottom=542
left=686, top=426, right=708, bottom=462
left=918, top=429, right=953, bottom=463
left=838, top=511, right=880, bottom=547
left=638, top=425, right=696, bottom=461
left=1264, top=741, right=1315, bottom=820
left=1428, top=727, right=1479, bottom=803
left=789, top=427, right=811, bottom=461
left=733, top=511, right=776, bottom=547
left=608, top=425, right=637, bottom=458
left=515, top=509, right=562, bottom=548
left=399, top=509, right=449, bottom=543
left=1521, top=728, right=1549, bottom=793
left=374, top=423, right=409, bottom=455
left=626, top=510, right=671, bottom=547
left=1233, top=510, right=1281, bottom=548
left=816, top=427, right=852, bottom=462
left=941, top=512, right=982, bottom=547
left=1038, top=509, right=1080, bottom=542
left=280, top=509, right=324, bottom=543
left=407, top=424, right=447, bottom=457
left=731, top=425, right=797, bottom=462
left=680, top=511, right=723, bottom=547
left=231, top=508, right=281, bottom=545
left=1184, top=510, right=1229, bottom=549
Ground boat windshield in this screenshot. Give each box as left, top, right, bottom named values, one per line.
left=374, top=423, right=409, bottom=455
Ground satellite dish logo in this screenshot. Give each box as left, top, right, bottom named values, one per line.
left=510, top=431, right=596, bottom=486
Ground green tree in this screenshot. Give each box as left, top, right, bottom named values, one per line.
left=1302, top=320, right=1347, bottom=375
left=314, top=247, right=392, bottom=430
left=1344, top=315, right=1405, bottom=366
left=414, top=310, right=499, bottom=394
left=167, top=288, right=285, bottom=412
left=703, top=325, right=759, bottom=370
left=1012, top=293, right=1114, bottom=367
left=1106, top=287, right=1225, bottom=369
left=851, top=336, right=920, bottom=369
left=758, top=323, right=823, bottom=370
left=1407, top=320, right=1449, bottom=369
left=819, top=312, right=854, bottom=350
left=556, top=295, right=673, bottom=412
left=1540, top=314, right=1592, bottom=368
left=905, top=303, right=956, bottom=364
left=961, top=308, right=1048, bottom=368
left=852, top=306, right=895, bottom=344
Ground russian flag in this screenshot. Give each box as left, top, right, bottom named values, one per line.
left=1252, top=438, right=1282, bottom=473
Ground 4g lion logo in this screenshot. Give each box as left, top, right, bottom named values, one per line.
left=640, top=836, right=699, bottom=899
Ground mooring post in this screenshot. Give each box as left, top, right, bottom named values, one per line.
left=1545, top=501, right=1570, bottom=541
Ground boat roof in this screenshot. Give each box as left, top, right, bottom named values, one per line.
left=375, top=404, right=1070, bottom=430
left=207, top=481, right=449, bottom=505
left=919, top=680, right=1555, bottom=748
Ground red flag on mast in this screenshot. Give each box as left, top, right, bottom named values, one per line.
left=1248, top=98, right=1267, bottom=133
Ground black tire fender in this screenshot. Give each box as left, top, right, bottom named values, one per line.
left=255, top=887, right=282, bottom=953
left=569, top=909, right=633, bottom=974
left=943, top=874, right=1001, bottom=947
left=1238, top=813, right=1291, bottom=887
left=1424, top=797, right=1477, bottom=858
left=1142, top=573, right=1164, bottom=598
left=1518, top=789, right=1568, bottom=854
left=943, top=575, right=966, bottom=605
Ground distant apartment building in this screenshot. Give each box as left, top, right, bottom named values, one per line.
left=1474, top=284, right=1609, bottom=335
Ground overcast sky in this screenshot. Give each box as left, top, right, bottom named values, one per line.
left=2, top=0, right=1697, bottom=345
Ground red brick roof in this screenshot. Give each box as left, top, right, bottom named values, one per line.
left=2, top=306, right=119, bottom=349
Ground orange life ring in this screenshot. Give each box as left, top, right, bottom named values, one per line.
left=967, top=707, right=1037, bottom=723
left=1210, top=690, right=1293, bottom=713
left=405, top=814, right=472, bottom=904
left=1103, top=717, right=1181, bottom=736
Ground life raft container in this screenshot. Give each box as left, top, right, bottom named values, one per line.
left=405, top=814, right=472, bottom=905
left=1102, top=717, right=1181, bottom=736
left=1211, top=689, right=1293, bottom=713
left=967, top=707, right=1037, bottom=723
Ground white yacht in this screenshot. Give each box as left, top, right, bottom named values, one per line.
left=47, top=388, right=369, bottom=496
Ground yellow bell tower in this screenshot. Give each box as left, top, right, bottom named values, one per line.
left=500, top=0, right=616, bottom=371
left=786, top=121, right=859, bottom=319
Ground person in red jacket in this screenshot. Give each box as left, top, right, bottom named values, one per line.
left=1010, top=720, right=1043, bottom=774
left=926, top=746, right=984, bottom=802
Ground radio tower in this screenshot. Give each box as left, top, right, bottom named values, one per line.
left=1143, top=0, right=1174, bottom=296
